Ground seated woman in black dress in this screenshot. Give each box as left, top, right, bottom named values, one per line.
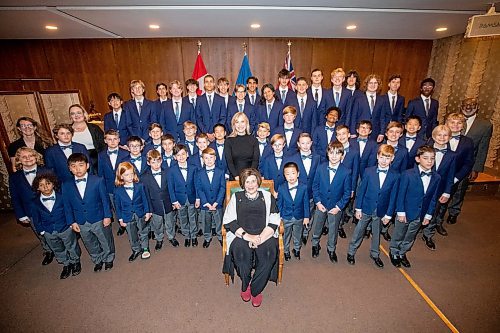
left=224, top=112, right=259, bottom=180
left=222, top=168, right=280, bottom=307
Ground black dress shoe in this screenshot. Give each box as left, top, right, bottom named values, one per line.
left=370, top=256, right=384, bottom=268
left=343, top=215, right=351, bottom=224
left=192, top=238, right=198, bottom=247
left=436, top=224, right=448, bottom=236
left=155, top=241, right=163, bottom=251
left=422, top=235, right=436, bottom=251
left=292, top=249, right=301, bottom=260
left=211, top=228, right=216, bottom=236
left=197, top=229, right=203, bottom=237
left=184, top=239, right=191, bottom=247
left=346, top=254, right=355, bottom=265
left=60, top=265, right=71, bottom=279
left=327, top=250, right=338, bottom=263
left=301, top=235, right=308, bottom=245
left=322, top=226, right=329, bottom=235
left=94, top=262, right=103, bottom=272
left=338, top=227, right=347, bottom=239
left=128, top=252, right=141, bottom=262
left=218, top=239, right=223, bottom=246
left=203, top=239, right=211, bottom=248
left=72, top=262, right=81, bottom=276
left=364, top=229, right=371, bottom=239
left=169, top=238, right=180, bottom=247
left=381, top=230, right=392, bottom=241
left=117, top=226, right=126, bottom=236
left=284, top=252, right=291, bottom=261
left=446, top=215, right=457, bottom=225
left=390, top=253, right=401, bottom=268
left=312, top=245, right=321, bottom=258
left=149, top=231, right=155, bottom=240
left=42, top=252, right=54, bottom=266
left=104, top=262, right=113, bottom=271
left=400, top=254, right=411, bottom=268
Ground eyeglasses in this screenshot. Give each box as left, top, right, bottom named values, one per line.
left=19, top=124, right=34, bottom=129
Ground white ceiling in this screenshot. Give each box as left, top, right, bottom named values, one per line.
left=0, top=1, right=491, bottom=39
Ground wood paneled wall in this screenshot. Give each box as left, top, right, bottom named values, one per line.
left=0, top=38, right=432, bottom=116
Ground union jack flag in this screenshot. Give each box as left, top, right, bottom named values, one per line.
left=283, top=51, right=297, bottom=92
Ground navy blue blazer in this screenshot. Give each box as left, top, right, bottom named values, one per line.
left=103, top=111, right=129, bottom=145
left=209, top=141, right=228, bottom=175
left=9, top=166, right=51, bottom=219
left=118, top=153, right=150, bottom=176
left=143, top=142, right=163, bottom=157
left=272, top=126, right=302, bottom=157
left=183, top=95, right=198, bottom=111
left=396, top=167, right=441, bottom=221
left=161, top=153, right=177, bottom=170
left=307, top=86, right=329, bottom=117
left=451, top=135, right=474, bottom=181
left=312, top=124, right=336, bottom=162
left=161, top=98, right=196, bottom=142
left=387, top=143, right=409, bottom=174
left=167, top=164, right=197, bottom=205
left=31, top=191, right=71, bottom=233
left=255, top=100, right=284, bottom=134
left=195, top=166, right=226, bottom=209
left=277, top=182, right=310, bottom=220
left=349, top=138, right=378, bottom=180
left=123, top=98, right=156, bottom=141
left=97, top=148, right=129, bottom=194
left=259, top=154, right=289, bottom=192
left=277, top=88, right=297, bottom=108
left=342, top=145, right=361, bottom=191
left=226, top=100, right=256, bottom=134
left=288, top=152, right=321, bottom=199
left=62, top=175, right=112, bottom=224
left=245, top=93, right=259, bottom=107
left=44, top=142, right=89, bottom=182
left=399, top=135, right=426, bottom=169
left=355, top=166, right=400, bottom=218
left=350, top=93, right=390, bottom=140
left=114, top=182, right=150, bottom=222
left=195, top=93, right=227, bottom=134
left=380, top=93, right=405, bottom=123
left=187, top=152, right=204, bottom=171
left=292, top=95, right=318, bottom=134
left=405, top=97, right=439, bottom=139
left=312, top=162, right=352, bottom=210
left=428, top=141, right=456, bottom=196
left=323, top=87, right=354, bottom=126
left=141, top=168, right=172, bottom=216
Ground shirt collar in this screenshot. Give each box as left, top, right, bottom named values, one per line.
left=41, top=190, right=55, bottom=199
left=74, top=173, right=88, bottom=182
left=420, top=94, right=431, bottom=102
left=113, top=108, right=122, bottom=115
left=418, top=165, right=430, bottom=174
left=388, top=91, right=398, bottom=98
left=135, top=97, right=144, bottom=103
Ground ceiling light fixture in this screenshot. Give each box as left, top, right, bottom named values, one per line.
left=250, top=23, right=261, bottom=29
left=435, top=27, right=448, bottom=32
left=346, top=25, right=357, bottom=30
left=149, top=24, right=160, bottom=29
left=45, top=25, right=58, bottom=30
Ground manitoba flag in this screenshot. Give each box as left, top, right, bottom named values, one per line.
left=283, top=51, right=297, bottom=92
left=192, top=53, right=208, bottom=95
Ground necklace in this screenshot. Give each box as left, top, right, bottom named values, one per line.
left=245, top=191, right=259, bottom=201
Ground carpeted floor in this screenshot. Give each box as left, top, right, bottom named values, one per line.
left=0, top=194, right=498, bottom=333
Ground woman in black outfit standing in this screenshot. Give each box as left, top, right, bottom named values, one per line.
left=224, top=112, right=259, bottom=180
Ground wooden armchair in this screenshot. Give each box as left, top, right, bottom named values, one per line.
left=222, top=179, right=285, bottom=286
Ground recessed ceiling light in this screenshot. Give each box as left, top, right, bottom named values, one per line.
left=346, top=25, right=357, bottom=30
left=45, top=25, right=58, bottom=30
left=250, top=23, right=261, bottom=29
left=149, top=24, right=160, bottom=29
left=435, top=27, right=448, bottom=32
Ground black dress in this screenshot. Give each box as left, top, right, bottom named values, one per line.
left=224, top=134, right=260, bottom=179
left=8, top=137, right=46, bottom=157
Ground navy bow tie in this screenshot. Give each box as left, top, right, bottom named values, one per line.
left=289, top=186, right=298, bottom=191
left=275, top=156, right=283, bottom=160
left=420, top=171, right=432, bottom=177
left=357, top=138, right=368, bottom=143
left=259, top=142, right=267, bottom=146
left=24, top=169, right=36, bottom=176
left=185, top=140, right=195, bottom=145
left=328, top=167, right=337, bottom=173
left=75, top=178, right=86, bottom=183
left=124, top=186, right=134, bottom=190
left=451, top=135, right=461, bottom=140
left=179, top=167, right=188, bottom=171
left=377, top=168, right=388, bottom=174
left=130, top=156, right=142, bottom=163
left=435, top=148, right=447, bottom=154
left=405, top=136, right=417, bottom=142
left=325, top=126, right=335, bottom=132
left=107, top=150, right=118, bottom=155
left=284, top=128, right=294, bottom=133
left=301, top=154, right=312, bottom=160
left=152, top=172, right=162, bottom=176
left=206, top=169, right=215, bottom=173
left=153, top=144, right=161, bottom=149
left=60, top=145, right=73, bottom=150
left=216, top=143, right=224, bottom=148
left=163, top=155, right=173, bottom=161
left=42, top=196, right=55, bottom=202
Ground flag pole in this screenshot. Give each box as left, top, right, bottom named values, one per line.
left=242, top=42, right=247, bottom=56
left=287, top=40, right=292, bottom=55
left=197, top=40, right=202, bottom=55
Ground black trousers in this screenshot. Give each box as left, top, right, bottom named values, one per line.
left=230, top=237, right=277, bottom=297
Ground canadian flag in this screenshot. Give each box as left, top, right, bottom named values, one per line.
left=192, top=52, right=208, bottom=96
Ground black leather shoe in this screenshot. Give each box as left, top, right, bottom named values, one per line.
left=117, top=226, right=126, bottom=236
left=436, top=224, right=448, bottom=236
left=72, top=262, right=81, bottom=276
left=400, top=254, right=411, bottom=268
left=211, top=228, right=216, bottom=236
left=284, top=252, right=291, bottom=261
left=149, top=231, right=155, bottom=240
left=343, top=214, right=351, bottom=225
left=446, top=215, right=457, bottom=224
left=381, top=230, right=392, bottom=241
left=301, top=235, right=308, bottom=245
left=218, top=239, right=223, bottom=246
left=104, top=262, right=113, bottom=271
left=197, top=229, right=203, bottom=237
left=184, top=239, right=191, bottom=247
left=42, top=252, right=54, bottom=266
left=370, top=256, right=384, bottom=268
left=94, top=262, right=103, bottom=272
left=128, top=252, right=141, bottom=262
left=292, top=249, right=301, bottom=260
left=60, top=265, right=71, bottom=279
left=169, top=238, right=179, bottom=247
left=338, top=227, right=347, bottom=239
left=312, top=245, right=321, bottom=258
left=364, top=229, right=371, bottom=239
left=322, top=226, right=329, bottom=235
left=347, top=254, right=355, bottom=265
left=327, top=250, right=337, bottom=263
left=192, top=238, right=198, bottom=247
left=422, top=235, right=436, bottom=251
left=155, top=241, right=163, bottom=251
left=203, top=239, right=211, bottom=248
left=390, top=253, right=401, bottom=268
